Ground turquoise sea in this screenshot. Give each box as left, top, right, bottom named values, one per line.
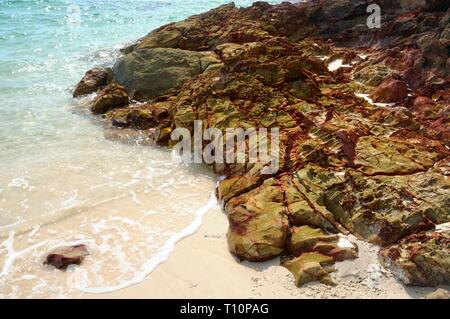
left=0, top=0, right=281, bottom=298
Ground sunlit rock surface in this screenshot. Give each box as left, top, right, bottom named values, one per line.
left=75, top=0, right=450, bottom=287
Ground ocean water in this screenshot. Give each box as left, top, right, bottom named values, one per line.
left=0, top=0, right=281, bottom=298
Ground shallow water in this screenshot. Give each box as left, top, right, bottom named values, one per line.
left=0, top=0, right=281, bottom=298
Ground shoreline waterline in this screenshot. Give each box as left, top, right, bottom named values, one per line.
left=75, top=192, right=218, bottom=294
left=1, top=0, right=283, bottom=298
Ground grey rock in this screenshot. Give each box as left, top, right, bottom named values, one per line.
left=113, top=48, right=222, bottom=100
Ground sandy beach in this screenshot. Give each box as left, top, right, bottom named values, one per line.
left=86, top=205, right=448, bottom=299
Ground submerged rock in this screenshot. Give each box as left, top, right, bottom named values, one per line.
left=73, top=68, right=112, bottom=97
left=44, top=244, right=89, bottom=270
left=109, top=102, right=171, bottom=130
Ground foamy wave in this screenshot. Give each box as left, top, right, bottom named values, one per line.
left=0, top=174, right=216, bottom=298
left=74, top=192, right=217, bottom=293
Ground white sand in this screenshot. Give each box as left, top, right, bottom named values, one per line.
left=85, top=206, right=449, bottom=299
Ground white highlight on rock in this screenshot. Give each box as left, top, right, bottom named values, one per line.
left=315, top=55, right=329, bottom=61
left=435, top=222, right=450, bottom=233
left=354, top=93, right=396, bottom=107
left=337, top=235, right=356, bottom=249
left=328, top=59, right=351, bottom=72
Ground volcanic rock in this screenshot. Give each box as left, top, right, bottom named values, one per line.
left=109, top=102, right=171, bottom=131
left=288, top=225, right=358, bottom=261
left=226, top=178, right=289, bottom=262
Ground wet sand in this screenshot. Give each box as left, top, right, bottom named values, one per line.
left=86, top=206, right=448, bottom=299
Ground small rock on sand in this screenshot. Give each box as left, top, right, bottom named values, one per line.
left=44, top=244, right=89, bottom=270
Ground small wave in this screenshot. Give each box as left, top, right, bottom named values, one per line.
left=74, top=192, right=217, bottom=293
left=0, top=194, right=127, bottom=238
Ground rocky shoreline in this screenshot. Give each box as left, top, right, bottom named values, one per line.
left=73, top=0, right=449, bottom=289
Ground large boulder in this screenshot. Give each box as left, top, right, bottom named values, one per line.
left=112, top=48, right=222, bottom=100
left=424, top=288, right=450, bottom=299
left=73, top=68, right=112, bottom=97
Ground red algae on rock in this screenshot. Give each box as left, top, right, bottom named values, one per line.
left=74, top=0, right=450, bottom=287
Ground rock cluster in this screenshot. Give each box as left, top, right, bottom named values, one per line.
left=74, top=0, right=450, bottom=287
